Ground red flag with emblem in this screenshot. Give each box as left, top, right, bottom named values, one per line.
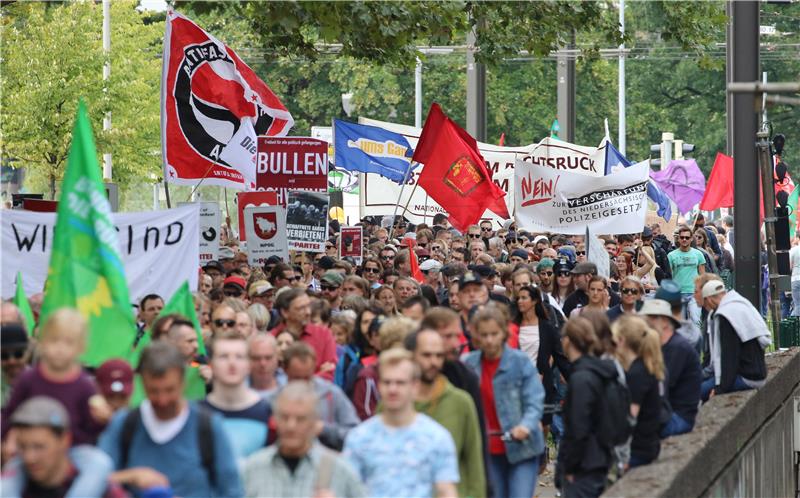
left=162, top=10, right=293, bottom=190
left=412, top=103, right=507, bottom=232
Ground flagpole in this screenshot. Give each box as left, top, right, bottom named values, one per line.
left=388, top=162, right=416, bottom=241
left=164, top=179, right=172, bottom=208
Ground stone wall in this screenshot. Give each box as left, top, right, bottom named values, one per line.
left=603, top=348, right=800, bottom=498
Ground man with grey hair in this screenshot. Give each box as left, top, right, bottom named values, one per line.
left=487, top=236, right=507, bottom=263
left=249, top=333, right=286, bottom=397
left=244, top=381, right=365, bottom=498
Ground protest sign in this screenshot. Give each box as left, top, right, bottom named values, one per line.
left=2, top=205, right=199, bottom=301
left=358, top=117, right=610, bottom=227
left=514, top=159, right=649, bottom=235
left=286, top=191, right=329, bottom=252
left=179, top=201, right=219, bottom=262
left=237, top=191, right=278, bottom=241
left=256, top=137, right=328, bottom=191
left=244, top=205, right=289, bottom=265
left=340, top=226, right=363, bottom=261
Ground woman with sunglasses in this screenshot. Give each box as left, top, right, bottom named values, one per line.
left=575, top=242, right=587, bottom=263
left=360, top=257, right=384, bottom=288
left=607, top=275, right=645, bottom=323
left=514, top=286, right=571, bottom=440
left=693, top=228, right=718, bottom=274
left=464, top=305, right=545, bottom=498
left=552, top=260, right=575, bottom=307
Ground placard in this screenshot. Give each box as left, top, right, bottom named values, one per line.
left=237, top=191, right=278, bottom=241
left=256, top=137, right=328, bottom=191
left=286, top=191, right=329, bottom=252
left=179, top=201, right=220, bottom=262
left=340, top=226, right=363, bottom=261
left=243, top=205, right=289, bottom=265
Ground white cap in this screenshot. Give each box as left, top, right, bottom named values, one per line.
left=701, top=280, right=726, bottom=299
left=419, top=259, right=443, bottom=272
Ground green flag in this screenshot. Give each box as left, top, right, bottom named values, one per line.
left=789, top=185, right=799, bottom=239
left=13, top=272, right=36, bottom=336
left=158, top=281, right=207, bottom=356
left=38, top=101, right=137, bottom=367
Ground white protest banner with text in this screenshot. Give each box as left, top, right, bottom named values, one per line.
left=286, top=191, right=329, bottom=252
left=244, top=205, right=289, bottom=265
left=179, top=201, right=220, bottom=263
left=2, top=205, right=199, bottom=300
left=514, top=159, right=649, bottom=235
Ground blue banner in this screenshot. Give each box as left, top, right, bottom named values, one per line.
left=333, top=119, right=415, bottom=184
left=605, top=141, right=673, bottom=221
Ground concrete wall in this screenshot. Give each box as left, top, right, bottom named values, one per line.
left=604, top=348, right=800, bottom=498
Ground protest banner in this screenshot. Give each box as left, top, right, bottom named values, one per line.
left=256, top=136, right=328, bottom=190
left=2, top=205, right=199, bottom=301
left=340, top=226, right=363, bottom=261
left=179, top=201, right=220, bottom=262
left=514, top=159, right=649, bottom=235
left=286, top=191, right=329, bottom=252
left=237, top=191, right=278, bottom=241
left=244, top=205, right=289, bottom=265
left=358, top=116, right=610, bottom=227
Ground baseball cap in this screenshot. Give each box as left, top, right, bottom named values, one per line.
left=316, top=256, right=336, bottom=270
left=571, top=262, right=597, bottom=275
left=701, top=280, right=726, bottom=299
left=95, top=359, right=134, bottom=397
left=248, top=280, right=274, bottom=297
left=1, top=323, right=29, bottom=349
left=223, top=276, right=247, bottom=290
left=511, top=248, right=529, bottom=260
left=458, top=271, right=483, bottom=290
left=654, top=280, right=682, bottom=306
left=419, top=259, right=443, bottom=272
left=203, top=261, right=224, bottom=273
left=218, top=246, right=235, bottom=260
left=321, top=271, right=344, bottom=287
left=638, top=299, right=680, bottom=328
left=10, top=396, right=70, bottom=430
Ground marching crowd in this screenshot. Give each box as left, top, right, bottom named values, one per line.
left=0, top=211, right=773, bottom=498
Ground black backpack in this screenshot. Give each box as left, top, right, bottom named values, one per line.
left=595, top=359, right=634, bottom=449
left=120, top=406, right=216, bottom=488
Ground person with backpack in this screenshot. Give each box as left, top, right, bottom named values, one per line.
left=98, top=341, right=242, bottom=497
left=558, top=317, right=629, bottom=498
left=464, top=305, right=545, bottom=498
left=612, top=316, right=666, bottom=468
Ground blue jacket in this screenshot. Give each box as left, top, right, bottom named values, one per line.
left=463, top=345, right=546, bottom=463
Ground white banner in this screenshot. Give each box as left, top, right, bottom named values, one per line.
left=358, top=117, right=609, bottom=228
left=514, top=159, right=649, bottom=235
left=2, top=205, right=199, bottom=301
left=179, top=201, right=220, bottom=263
left=244, top=205, right=289, bottom=265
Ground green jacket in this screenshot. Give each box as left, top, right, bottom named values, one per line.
left=415, top=376, right=486, bottom=498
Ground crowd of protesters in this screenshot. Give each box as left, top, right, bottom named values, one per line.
left=0, top=210, right=773, bottom=498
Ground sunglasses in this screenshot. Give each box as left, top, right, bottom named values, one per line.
left=621, top=288, right=640, bottom=295
left=321, top=285, right=340, bottom=291
left=364, top=267, right=381, bottom=274
left=481, top=227, right=492, bottom=232
left=679, top=236, right=692, bottom=240
left=576, top=251, right=586, bottom=256
left=214, top=319, right=236, bottom=328
left=557, top=272, right=571, bottom=277
left=325, top=245, right=335, bottom=249
left=538, top=271, right=554, bottom=277
left=223, top=289, right=243, bottom=297
left=468, top=234, right=482, bottom=238
left=381, top=255, right=394, bottom=260
left=1, top=349, right=25, bottom=361
left=417, top=242, right=427, bottom=248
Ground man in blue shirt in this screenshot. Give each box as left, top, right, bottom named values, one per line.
left=343, top=349, right=459, bottom=498
left=99, top=341, right=242, bottom=497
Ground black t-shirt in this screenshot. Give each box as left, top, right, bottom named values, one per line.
left=626, top=359, right=661, bottom=462
left=661, top=333, right=702, bottom=425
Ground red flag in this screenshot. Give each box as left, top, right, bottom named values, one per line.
left=162, top=11, right=293, bottom=190
left=412, top=103, right=507, bottom=232
left=699, top=153, right=734, bottom=211
left=409, top=247, right=425, bottom=284
left=498, top=133, right=506, bottom=146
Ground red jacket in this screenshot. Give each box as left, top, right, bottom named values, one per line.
left=270, top=322, right=338, bottom=381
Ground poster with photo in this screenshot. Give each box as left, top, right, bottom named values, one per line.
left=286, top=191, right=329, bottom=252
left=339, top=226, right=363, bottom=262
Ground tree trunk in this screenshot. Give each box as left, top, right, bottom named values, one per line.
left=49, top=173, right=56, bottom=200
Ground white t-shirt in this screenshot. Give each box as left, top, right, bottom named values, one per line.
left=518, top=324, right=540, bottom=365
left=791, top=245, right=800, bottom=281
left=140, top=400, right=190, bottom=443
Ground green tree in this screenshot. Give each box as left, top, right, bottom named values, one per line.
left=0, top=1, right=163, bottom=200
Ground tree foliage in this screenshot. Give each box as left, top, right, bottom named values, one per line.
left=0, top=1, right=162, bottom=200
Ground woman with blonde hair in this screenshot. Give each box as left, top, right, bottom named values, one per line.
left=612, top=315, right=666, bottom=468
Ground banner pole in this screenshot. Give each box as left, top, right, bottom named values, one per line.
left=223, top=187, right=233, bottom=238
left=164, top=179, right=172, bottom=208
left=388, top=163, right=415, bottom=241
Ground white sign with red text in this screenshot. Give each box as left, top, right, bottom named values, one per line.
left=514, top=159, right=649, bottom=235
